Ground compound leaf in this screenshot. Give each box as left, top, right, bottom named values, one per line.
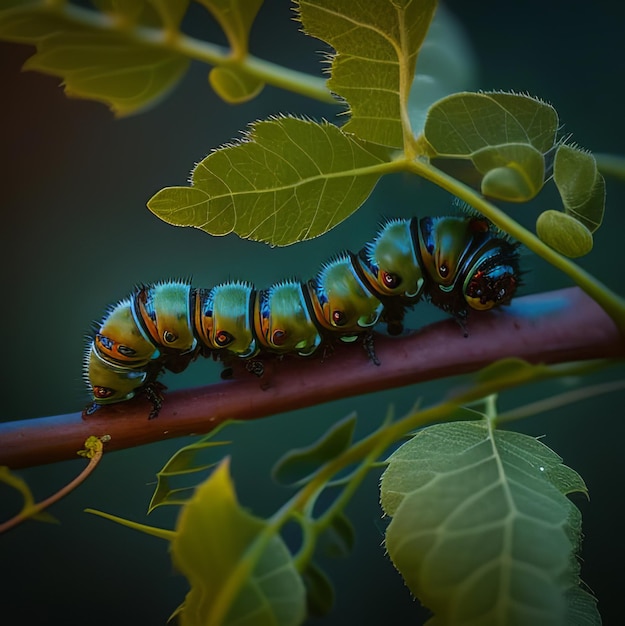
left=425, top=92, right=558, bottom=155
left=425, top=92, right=558, bottom=202
left=297, top=0, right=437, bottom=149
left=196, top=0, right=263, bottom=57
left=148, top=434, right=230, bottom=512
left=380, top=421, right=598, bottom=626
left=0, top=5, right=81, bottom=43
left=172, top=458, right=306, bottom=626
left=553, top=144, right=605, bottom=233
left=25, top=32, right=189, bottom=116
left=0, top=4, right=190, bottom=116
left=273, top=412, right=357, bottom=485
left=148, top=116, right=391, bottom=246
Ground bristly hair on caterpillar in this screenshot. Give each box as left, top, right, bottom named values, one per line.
left=84, top=213, right=521, bottom=418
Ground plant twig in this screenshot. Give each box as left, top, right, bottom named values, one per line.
left=0, top=288, right=623, bottom=470
left=0, top=436, right=107, bottom=533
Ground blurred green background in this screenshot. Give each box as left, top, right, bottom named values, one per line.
left=1, top=1, right=624, bottom=624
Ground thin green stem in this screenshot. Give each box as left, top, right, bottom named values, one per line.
left=172, top=33, right=335, bottom=103
left=0, top=437, right=105, bottom=534
left=241, top=55, right=334, bottom=103
left=496, top=378, right=625, bottom=425
left=402, top=157, right=625, bottom=334
left=285, top=359, right=616, bottom=512
left=595, top=153, right=625, bottom=182
left=48, top=2, right=335, bottom=104
left=290, top=511, right=317, bottom=572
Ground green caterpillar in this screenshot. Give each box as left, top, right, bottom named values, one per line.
left=85, top=215, right=520, bottom=417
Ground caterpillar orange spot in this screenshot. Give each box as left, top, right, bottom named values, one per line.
left=84, top=215, right=520, bottom=417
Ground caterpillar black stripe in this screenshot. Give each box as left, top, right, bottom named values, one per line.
left=85, top=215, right=520, bottom=416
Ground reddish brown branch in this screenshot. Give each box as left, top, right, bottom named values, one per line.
left=1, top=288, right=623, bottom=469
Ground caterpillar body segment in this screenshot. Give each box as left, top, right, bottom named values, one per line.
left=84, top=215, right=520, bottom=415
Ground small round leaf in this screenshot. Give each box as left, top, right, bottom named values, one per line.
left=536, top=210, right=593, bottom=258
left=209, top=66, right=264, bottom=104
left=481, top=163, right=539, bottom=202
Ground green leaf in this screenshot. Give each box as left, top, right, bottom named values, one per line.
left=0, top=5, right=84, bottom=43
left=147, top=116, right=391, bottom=246
left=196, top=0, right=263, bottom=57
left=172, top=458, right=306, bottom=626
left=0, top=4, right=190, bottom=116
left=148, top=434, right=230, bottom=512
left=0, top=465, right=58, bottom=525
left=85, top=508, right=176, bottom=541
left=473, top=358, right=553, bottom=386
left=425, top=92, right=558, bottom=201
left=553, top=144, right=605, bottom=233
left=209, top=66, right=264, bottom=103
left=272, top=412, right=357, bottom=485
left=297, top=0, right=437, bottom=149
left=565, top=588, right=602, bottom=626
left=408, top=4, right=478, bottom=133
left=536, top=210, right=594, bottom=258
left=426, top=92, right=558, bottom=155
left=321, top=511, right=355, bottom=558
left=380, top=421, right=595, bottom=626
left=90, top=0, right=153, bottom=24
left=475, top=143, right=545, bottom=202
left=27, top=32, right=189, bottom=116
left=149, top=0, right=191, bottom=31
left=302, top=562, right=335, bottom=618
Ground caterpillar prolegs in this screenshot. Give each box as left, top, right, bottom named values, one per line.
left=85, top=215, right=520, bottom=417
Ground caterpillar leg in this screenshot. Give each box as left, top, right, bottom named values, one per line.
left=245, top=359, right=265, bottom=378
left=362, top=331, right=381, bottom=366
left=144, top=382, right=166, bottom=420
left=453, top=311, right=470, bottom=338
left=219, top=358, right=265, bottom=379
left=220, top=366, right=234, bottom=380
left=82, top=402, right=101, bottom=419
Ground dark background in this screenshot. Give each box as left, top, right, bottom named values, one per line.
left=1, top=1, right=624, bottom=624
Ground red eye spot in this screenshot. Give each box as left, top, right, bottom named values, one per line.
left=382, top=271, right=400, bottom=289
left=332, top=310, right=346, bottom=326
left=94, top=386, right=114, bottom=399
left=469, top=218, right=489, bottom=233
left=163, top=330, right=178, bottom=343
left=215, top=330, right=234, bottom=347
left=272, top=329, right=287, bottom=345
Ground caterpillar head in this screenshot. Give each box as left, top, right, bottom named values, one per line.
left=86, top=345, right=147, bottom=405
left=418, top=216, right=520, bottom=315
left=462, top=241, right=520, bottom=311
left=94, top=299, right=158, bottom=367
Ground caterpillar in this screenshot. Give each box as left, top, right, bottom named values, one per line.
left=84, top=215, right=520, bottom=417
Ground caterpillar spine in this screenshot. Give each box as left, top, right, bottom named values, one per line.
left=85, top=215, right=520, bottom=416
